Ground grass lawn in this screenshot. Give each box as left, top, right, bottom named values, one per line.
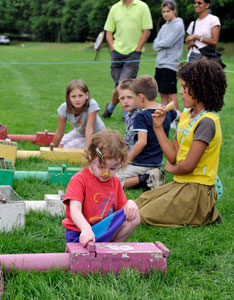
left=0, top=41, right=234, bottom=300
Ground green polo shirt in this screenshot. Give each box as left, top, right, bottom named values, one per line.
left=104, top=0, right=153, bottom=55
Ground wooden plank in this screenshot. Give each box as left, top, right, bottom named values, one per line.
left=17, top=148, right=87, bottom=163
left=40, top=147, right=87, bottom=163
left=17, top=150, right=40, bottom=159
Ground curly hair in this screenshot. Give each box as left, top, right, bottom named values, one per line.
left=85, top=129, right=128, bottom=168
left=177, top=57, right=226, bottom=111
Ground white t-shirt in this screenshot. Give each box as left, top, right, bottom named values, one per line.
left=187, top=14, right=220, bottom=54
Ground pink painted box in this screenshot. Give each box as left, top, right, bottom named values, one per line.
left=0, top=262, right=3, bottom=299
left=66, top=241, right=170, bottom=275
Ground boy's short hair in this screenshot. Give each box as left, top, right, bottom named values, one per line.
left=118, top=78, right=134, bottom=93
left=85, top=129, right=128, bottom=168
left=131, top=75, right=158, bottom=101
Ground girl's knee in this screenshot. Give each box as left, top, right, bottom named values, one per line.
left=129, top=214, right=141, bottom=229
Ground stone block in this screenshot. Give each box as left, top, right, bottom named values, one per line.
left=44, top=192, right=65, bottom=216
left=0, top=202, right=25, bottom=232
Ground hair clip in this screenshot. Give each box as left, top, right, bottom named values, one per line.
left=96, top=147, right=104, bottom=159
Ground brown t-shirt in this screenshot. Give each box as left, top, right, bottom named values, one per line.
left=174, top=117, right=215, bottom=145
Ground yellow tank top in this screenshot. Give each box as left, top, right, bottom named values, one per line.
left=174, top=110, right=222, bottom=185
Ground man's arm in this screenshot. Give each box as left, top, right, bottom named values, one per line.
left=105, top=31, right=115, bottom=51
left=135, top=29, right=151, bottom=52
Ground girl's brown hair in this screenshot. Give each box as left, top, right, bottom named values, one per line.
left=161, top=0, right=177, bottom=10
left=66, top=79, right=90, bottom=114
left=85, top=129, right=128, bottom=168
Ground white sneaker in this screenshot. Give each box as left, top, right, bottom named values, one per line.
left=146, top=168, right=165, bottom=190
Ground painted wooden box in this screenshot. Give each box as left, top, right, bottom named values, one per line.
left=0, top=262, right=3, bottom=299
left=66, top=241, right=170, bottom=275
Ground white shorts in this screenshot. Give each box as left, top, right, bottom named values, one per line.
left=60, top=128, right=85, bottom=148
left=116, top=164, right=154, bottom=186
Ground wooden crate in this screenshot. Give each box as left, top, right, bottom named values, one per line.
left=0, top=140, right=17, bottom=164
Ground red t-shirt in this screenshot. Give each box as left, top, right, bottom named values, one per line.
left=62, top=168, right=127, bottom=231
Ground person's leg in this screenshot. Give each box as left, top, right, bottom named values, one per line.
left=160, top=93, right=170, bottom=106
left=106, top=87, right=119, bottom=113
left=168, top=93, right=178, bottom=109
left=65, top=135, right=85, bottom=149
left=116, top=165, right=152, bottom=189
left=60, top=129, right=85, bottom=148
left=157, top=69, right=179, bottom=110
left=112, top=215, right=140, bottom=242
left=160, top=93, right=178, bottom=109
left=119, top=51, right=141, bottom=83
left=124, top=173, right=149, bottom=188
left=103, top=51, right=141, bottom=118
left=123, top=176, right=140, bottom=188
left=102, top=51, right=123, bottom=118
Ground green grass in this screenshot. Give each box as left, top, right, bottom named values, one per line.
left=0, top=41, right=234, bottom=299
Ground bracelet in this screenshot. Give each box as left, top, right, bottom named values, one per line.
left=200, top=36, right=204, bottom=42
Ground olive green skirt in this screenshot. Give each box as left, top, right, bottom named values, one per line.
left=135, top=181, right=221, bottom=227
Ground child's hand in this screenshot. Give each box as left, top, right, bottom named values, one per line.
left=152, top=107, right=166, bottom=128
left=124, top=200, right=139, bottom=221
left=80, top=228, right=95, bottom=248
left=164, top=161, right=176, bottom=174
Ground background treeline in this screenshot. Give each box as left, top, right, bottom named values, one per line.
left=0, top=0, right=233, bottom=42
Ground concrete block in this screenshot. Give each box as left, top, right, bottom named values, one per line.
left=24, top=201, right=46, bottom=213
left=0, top=202, right=25, bottom=232
left=44, top=192, right=65, bottom=216
left=0, top=186, right=25, bottom=232
left=0, top=185, right=22, bottom=202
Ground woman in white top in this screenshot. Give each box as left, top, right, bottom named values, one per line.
left=185, top=0, right=220, bottom=62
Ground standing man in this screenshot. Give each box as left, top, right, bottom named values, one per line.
left=102, top=0, right=153, bottom=119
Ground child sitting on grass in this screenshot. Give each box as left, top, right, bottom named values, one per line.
left=62, top=129, right=140, bottom=247
left=117, top=75, right=180, bottom=189
left=118, top=79, right=139, bottom=151
left=52, top=79, right=105, bottom=148
left=135, top=57, right=226, bottom=227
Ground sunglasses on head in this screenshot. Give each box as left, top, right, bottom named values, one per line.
left=193, top=1, right=203, bottom=4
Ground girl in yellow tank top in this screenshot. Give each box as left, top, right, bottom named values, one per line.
left=135, top=57, right=227, bottom=227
